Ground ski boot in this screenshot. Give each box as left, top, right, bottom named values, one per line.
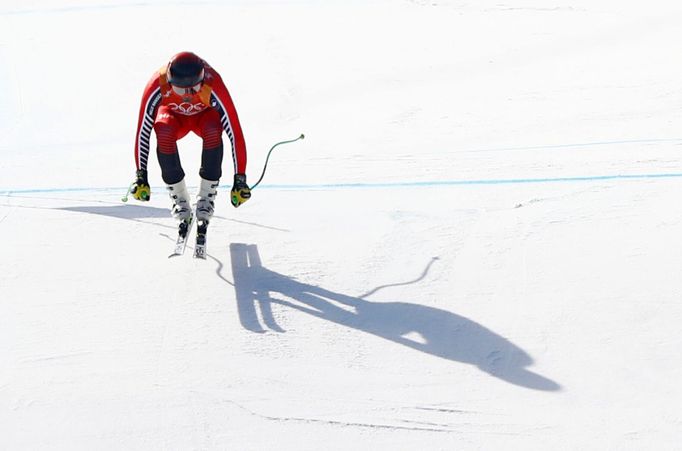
left=166, top=179, right=194, bottom=256
left=193, top=178, right=218, bottom=259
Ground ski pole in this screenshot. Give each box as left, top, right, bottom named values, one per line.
left=121, top=181, right=136, bottom=202
left=250, top=133, right=305, bottom=190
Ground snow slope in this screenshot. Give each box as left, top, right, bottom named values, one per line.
left=1, top=1, right=682, bottom=449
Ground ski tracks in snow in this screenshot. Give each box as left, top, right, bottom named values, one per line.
left=196, top=394, right=551, bottom=438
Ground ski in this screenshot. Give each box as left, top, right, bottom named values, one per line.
left=168, top=217, right=194, bottom=258
left=193, top=220, right=209, bottom=259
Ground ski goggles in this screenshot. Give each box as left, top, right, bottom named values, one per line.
left=172, top=82, right=202, bottom=96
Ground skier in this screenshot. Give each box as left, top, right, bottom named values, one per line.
left=128, top=51, right=251, bottom=246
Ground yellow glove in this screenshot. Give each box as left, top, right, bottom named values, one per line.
left=230, top=173, right=251, bottom=207
left=131, top=169, right=151, bottom=201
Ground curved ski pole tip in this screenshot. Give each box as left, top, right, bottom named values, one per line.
left=250, top=134, right=306, bottom=190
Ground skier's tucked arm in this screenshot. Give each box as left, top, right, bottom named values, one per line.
left=208, top=72, right=251, bottom=207
left=209, top=73, right=247, bottom=174
left=130, top=74, right=163, bottom=201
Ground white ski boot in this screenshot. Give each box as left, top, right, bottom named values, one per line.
left=193, top=178, right=218, bottom=259
left=166, top=179, right=193, bottom=222
left=196, top=177, right=219, bottom=222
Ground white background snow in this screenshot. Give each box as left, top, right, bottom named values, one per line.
left=2, top=0, right=682, bottom=449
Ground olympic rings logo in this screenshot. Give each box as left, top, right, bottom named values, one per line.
left=168, top=102, right=207, bottom=115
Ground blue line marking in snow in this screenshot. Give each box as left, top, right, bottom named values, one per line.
left=2, top=172, right=682, bottom=196
left=261, top=173, right=682, bottom=189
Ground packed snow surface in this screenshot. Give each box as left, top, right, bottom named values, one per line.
left=1, top=1, right=682, bottom=449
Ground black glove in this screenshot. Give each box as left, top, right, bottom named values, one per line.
left=230, top=173, right=251, bottom=207
left=130, top=169, right=151, bottom=201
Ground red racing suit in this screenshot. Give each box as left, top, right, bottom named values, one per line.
left=133, top=62, right=247, bottom=177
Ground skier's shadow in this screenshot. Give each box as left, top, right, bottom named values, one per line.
left=60, top=204, right=170, bottom=220
left=230, top=243, right=560, bottom=391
